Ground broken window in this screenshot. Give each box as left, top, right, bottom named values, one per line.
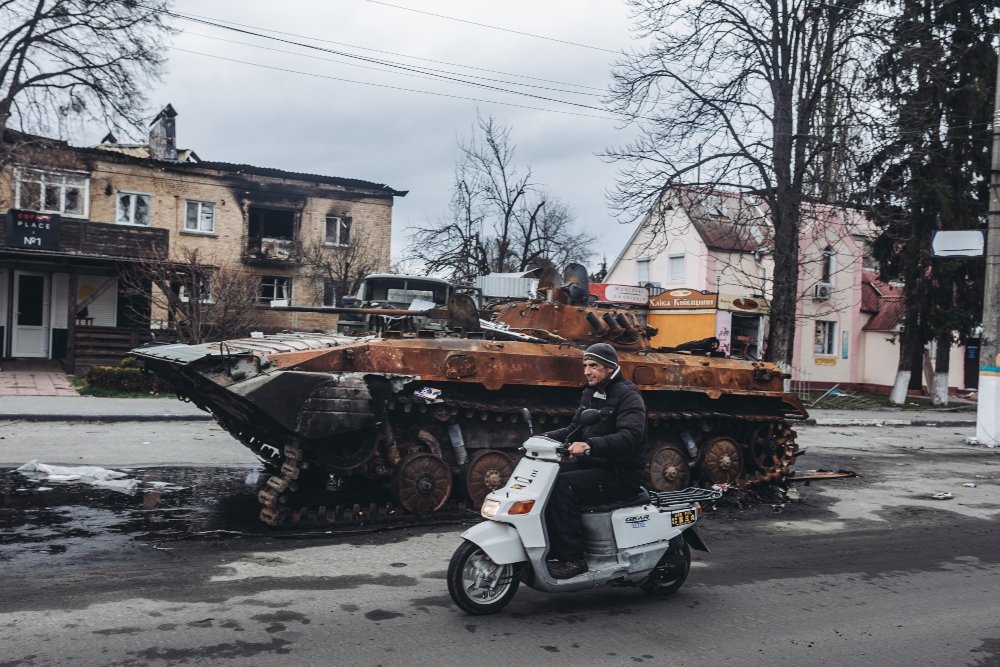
left=249, top=207, right=296, bottom=240
left=16, top=167, right=89, bottom=217
left=178, top=275, right=213, bottom=303
left=185, top=201, right=215, bottom=233
left=323, top=279, right=336, bottom=307
left=259, top=275, right=291, bottom=304
left=325, top=216, right=352, bottom=245
left=117, top=192, right=150, bottom=226
left=814, top=320, right=836, bottom=355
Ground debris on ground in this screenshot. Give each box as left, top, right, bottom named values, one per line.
left=962, top=483, right=977, bottom=488
left=928, top=491, right=953, bottom=500
left=12, top=460, right=179, bottom=495
left=788, top=469, right=859, bottom=482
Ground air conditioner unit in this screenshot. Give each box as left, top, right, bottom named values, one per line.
left=813, top=283, right=832, bottom=300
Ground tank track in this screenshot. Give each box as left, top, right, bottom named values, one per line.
left=254, top=394, right=800, bottom=528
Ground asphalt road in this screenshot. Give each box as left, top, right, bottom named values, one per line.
left=1, top=421, right=998, bottom=667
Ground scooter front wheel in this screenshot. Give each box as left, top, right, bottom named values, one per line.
left=447, top=540, right=522, bottom=615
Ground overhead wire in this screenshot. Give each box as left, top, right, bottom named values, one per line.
left=162, top=9, right=617, bottom=116
left=160, top=7, right=608, bottom=92
left=180, top=30, right=602, bottom=99
left=170, top=48, right=621, bottom=122
left=364, top=0, right=621, bottom=54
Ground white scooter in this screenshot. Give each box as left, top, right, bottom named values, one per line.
left=447, top=408, right=721, bottom=615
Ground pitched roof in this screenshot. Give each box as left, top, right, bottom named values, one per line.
left=194, top=161, right=407, bottom=196
left=675, top=188, right=772, bottom=252
left=863, top=297, right=906, bottom=331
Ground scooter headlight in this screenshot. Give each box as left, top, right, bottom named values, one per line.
left=481, top=499, right=501, bottom=519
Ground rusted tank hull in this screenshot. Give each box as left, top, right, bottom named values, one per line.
left=133, top=327, right=806, bottom=527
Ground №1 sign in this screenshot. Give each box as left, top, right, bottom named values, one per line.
left=5, top=209, right=61, bottom=250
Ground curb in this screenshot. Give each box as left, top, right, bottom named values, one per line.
left=801, top=418, right=976, bottom=428
left=0, top=414, right=214, bottom=423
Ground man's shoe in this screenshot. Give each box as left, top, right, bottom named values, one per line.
left=547, top=558, right=588, bottom=579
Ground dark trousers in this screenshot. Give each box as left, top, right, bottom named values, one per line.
left=544, top=466, right=637, bottom=561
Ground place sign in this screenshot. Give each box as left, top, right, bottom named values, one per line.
left=5, top=209, right=61, bottom=250
left=589, top=283, right=650, bottom=305
left=649, top=288, right=718, bottom=310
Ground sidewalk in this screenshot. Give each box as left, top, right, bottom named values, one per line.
left=0, top=395, right=212, bottom=421
left=0, top=393, right=978, bottom=426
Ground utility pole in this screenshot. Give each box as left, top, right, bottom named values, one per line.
left=976, top=47, right=1000, bottom=447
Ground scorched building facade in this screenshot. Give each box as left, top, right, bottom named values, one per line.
left=0, top=105, right=405, bottom=371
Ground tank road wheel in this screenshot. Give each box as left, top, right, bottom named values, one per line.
left=641, top=538, right=691, bottom=596
left=702, top=437, right=743, bottom=485
left=447, top=540, right=521, bottom=615
left=646, top=445, right=690, bottom=492
left=392, top=453, right=453, bottom=513
left=464, top=450, right=515, bottom=508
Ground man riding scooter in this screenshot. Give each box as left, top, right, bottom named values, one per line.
left=542, top=343, right=647, bottom=579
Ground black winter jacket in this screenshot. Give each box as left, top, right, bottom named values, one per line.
left=543, top=371, right=647, bottom=486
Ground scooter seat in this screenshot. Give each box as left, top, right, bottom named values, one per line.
left=580, top=489, right=651, bottom=513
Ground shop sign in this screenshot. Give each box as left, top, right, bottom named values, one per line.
left=649, top=288, right=718, bottom=310
left=718, top=293, right=770, bottom=314
left=589, top=283, right=649, bottom=305
left=814, top=357, right=836, bottom=366
left=5, top=209, right=61, bottom=250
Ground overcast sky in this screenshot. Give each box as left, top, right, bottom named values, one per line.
left=141, top=0, right=643, bottom=272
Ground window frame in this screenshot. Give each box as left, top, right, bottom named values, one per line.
left=178, top=275, right=213, bottom=304
left=636, top=257, right=651, bottom=285
left=821, top=246, right=836, bottom=286
left=814, top=320, right=837, bottom=356
left=258, top=275, right=291, bottom=304
left=668, top=253, right=685, bottom=283
left=324, top=216, right=352, bottom=246
left=115, top=191, right=151, bottom=226
left=184, top=200, right=216, bottom=234
left=15, top=167, right=90, bottom=218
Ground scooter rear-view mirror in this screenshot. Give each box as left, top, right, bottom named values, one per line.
left=579, top=408, right=600, bottom=427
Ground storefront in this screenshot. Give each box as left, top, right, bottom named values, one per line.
left=647, top=288, right=770, bottom=358
left=647, top=289, right=719, bottom=348
left=1, top=209, right=166, bottom=366
left=716, top=293, right=769, bottom=359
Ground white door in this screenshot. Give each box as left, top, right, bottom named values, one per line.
left=12, top=270, right=50, bottom=357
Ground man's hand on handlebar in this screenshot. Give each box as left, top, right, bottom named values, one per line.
left=567, top=442, right=591, bottom=458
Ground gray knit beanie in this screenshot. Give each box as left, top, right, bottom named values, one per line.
left=583, top=343, right=619, bottom=369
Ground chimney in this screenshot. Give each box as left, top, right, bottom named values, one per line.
left=149, top=103, right=178, bottom=161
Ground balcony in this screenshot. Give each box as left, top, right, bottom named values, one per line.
left=242, top=236, right=303, bottom=266
left=1, top=215, right=169, bottom=261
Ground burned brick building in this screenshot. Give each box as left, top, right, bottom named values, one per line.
left=0, top=105, right=405, bottom=371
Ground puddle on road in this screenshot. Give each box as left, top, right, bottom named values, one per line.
left=0, top=466, right=268, bottom=563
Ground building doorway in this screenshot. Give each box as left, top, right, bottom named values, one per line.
left=12, top=270, right=50, bottom=357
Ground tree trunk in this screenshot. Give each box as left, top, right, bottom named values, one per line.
left=889, top=310, right=920, bottom=405
left=931, top=331, right=951, bottom=406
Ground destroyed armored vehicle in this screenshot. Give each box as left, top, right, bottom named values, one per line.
left=131, top=265, right=807, bottom=527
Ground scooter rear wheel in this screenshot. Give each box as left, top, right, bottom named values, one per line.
left=447, top=540, right=521, bottom=615
left=641, top=539, right=691, bottom=596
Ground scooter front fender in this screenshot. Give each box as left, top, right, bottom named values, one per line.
left=461, top=521, right=529, bottom=565
left=683, top=526, right=710, bottom=553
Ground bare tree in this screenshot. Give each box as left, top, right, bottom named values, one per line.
left=408, top=113, right=595, bottom=283
left=120, top=247, right=259, bottom=344
left=605, top=0, right=876, bottom=367
left=300, top=232, right=382, bottom=306
left=0, top=0, right=173, bottom=140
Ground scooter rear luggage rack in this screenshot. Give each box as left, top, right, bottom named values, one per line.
left=648, top=487, right=723, bottom=506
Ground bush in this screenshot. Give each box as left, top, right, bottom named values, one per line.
left=83, top=357, right=164, bottom=394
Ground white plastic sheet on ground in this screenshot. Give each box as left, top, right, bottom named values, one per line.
left=15, top=460, right=140, bottom=495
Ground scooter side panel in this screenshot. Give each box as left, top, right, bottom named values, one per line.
left=489, top=456, right=560, bottom=549
left=611, top=506, right=682, bottom=550
left=460, top=521, right=529, bottom=565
